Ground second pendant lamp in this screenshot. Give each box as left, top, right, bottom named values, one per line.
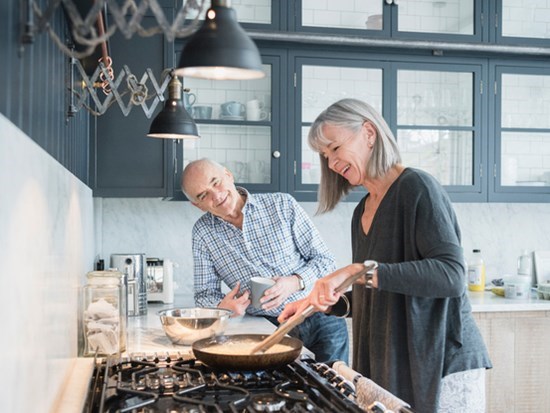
left=147, top=74, right=199, bottom=139
left=175, top=0, right=265, bottom=80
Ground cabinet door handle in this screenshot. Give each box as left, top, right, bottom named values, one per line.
left=385, top=0, right=393, bottom=4
left=272, top=151, right=281, bottom=159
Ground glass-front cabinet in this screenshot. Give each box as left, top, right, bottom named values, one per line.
left=297, top=0, right=481, bottom=41
left=491, top=64, right=550, bottom=201
left=167, top=0, right=550, bottom=203
left=298, top=0, right=550, bottom=45
left=172, top=51, right=285, bottom=199
left=293, top=55, right=485, bottom=201
left=395, top=63, right=483, bottom=199
left=295, top=58, right=384, bottom=200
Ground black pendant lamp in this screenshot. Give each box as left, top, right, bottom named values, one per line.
left=147, top=74, right=200, bottom=139
left=175, top=0, right=265, bottom=80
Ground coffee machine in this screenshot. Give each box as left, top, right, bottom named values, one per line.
left=110, top=253, right=147, bottom=316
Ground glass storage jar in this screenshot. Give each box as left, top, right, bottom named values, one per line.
left=82, top=270, right=127, bottom=356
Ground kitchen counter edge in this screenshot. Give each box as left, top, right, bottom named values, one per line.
left=469, top=290, right=550, bottom=312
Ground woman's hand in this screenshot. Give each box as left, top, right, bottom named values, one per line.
left=218, top=281, right=250, bottom=317
left=310, top=263, right=365, bottom=305
left=278, top=298, right=315, bottom=323
left=278, top=263, right=366, bottom=322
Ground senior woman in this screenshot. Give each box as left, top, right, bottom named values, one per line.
left=279, top=98, right=492, bottom=413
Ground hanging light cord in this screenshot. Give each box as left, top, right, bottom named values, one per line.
left=95, top=5, right=114, bottom=95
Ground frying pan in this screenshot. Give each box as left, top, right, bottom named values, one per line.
left=192, top=334, right=302, bottom=370
left=192, top=263, right=376, bottom=370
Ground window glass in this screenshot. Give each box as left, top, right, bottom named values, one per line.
left=501, top=74, right=550, bottom=129
left=397, top=70, right=473, bottom=127
left=301, top=0, right=382, bottom=30
left=398, top=0, right=474, bottom=35
left=182, top=125, right=272, bottom=184
left=302, top=66, right=382, bottom=123
left=502, top=0, right=550, bottom=39
left=300, top=65, right=382, bottom=184
left=187, top=0, right=272, bottom=24
left=398, top=130, right=474, bottom=186
left=501, top=132, right=550, bottom=187
left=500, top=73, right=550, bottom=186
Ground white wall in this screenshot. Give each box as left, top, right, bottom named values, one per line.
left=0, top=115, right=95, bottom=412
left=96, top=197, right=550, bottom=304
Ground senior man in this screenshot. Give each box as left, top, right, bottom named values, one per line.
left=181, top=158, right=349, bottom=363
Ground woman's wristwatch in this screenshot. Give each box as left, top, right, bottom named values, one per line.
left=363, top=260, right=378, bottom=288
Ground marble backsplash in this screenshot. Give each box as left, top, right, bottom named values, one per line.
left=0, top=114, right=95, bottom=412
left=96, top=197, right=550, bottom=302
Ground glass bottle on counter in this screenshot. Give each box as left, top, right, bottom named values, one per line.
left=467, top=249, right=486, bottom=292
left=517, top=249, right=532, bottom=278
left=82, top=269, right=127, bottom=356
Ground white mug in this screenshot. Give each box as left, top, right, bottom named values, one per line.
left=246, top=99, right=267, bottom=121
left=249, top=277, right=275, bottom=309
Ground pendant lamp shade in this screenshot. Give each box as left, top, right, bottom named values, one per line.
left=175, top=0, right=265, bottom=80
left=147, top=75, right=200, bottom=139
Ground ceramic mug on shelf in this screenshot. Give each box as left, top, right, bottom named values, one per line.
left=183, top=90, right=196, bottom=114
left=246, top=99, right=268, bottom=121
left=193, top=105, right=212, bottom=119
left=220, top=101, right=245, bottom=118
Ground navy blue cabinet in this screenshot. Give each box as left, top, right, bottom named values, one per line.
left=90, top=12, right=176, bottom=198
left=89, top=0, right=550, bottom=202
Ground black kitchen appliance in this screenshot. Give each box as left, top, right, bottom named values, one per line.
left=83, top=352, right=373, bottom=412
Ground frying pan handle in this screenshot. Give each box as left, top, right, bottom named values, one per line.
left=334, top=261, right=377, bottom=293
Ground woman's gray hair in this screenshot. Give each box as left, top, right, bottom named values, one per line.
left=308, top=98, right=401, bottom=213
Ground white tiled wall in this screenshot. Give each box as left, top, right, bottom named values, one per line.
left=302, top=0, right=372, bottom=29
left=186, top=0, right=271, bottom=24
left=302, top=66, right=382, bottom=122
left=398, top=0, right=473, bottom=35
left=502, top=0, right=550, bottom=38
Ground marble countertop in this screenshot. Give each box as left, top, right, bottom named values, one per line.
left=56, top=296, right=550, bottom=412
left=469, top=290, right=550, bottom=312
left=126, top=303, right=279, bottom=354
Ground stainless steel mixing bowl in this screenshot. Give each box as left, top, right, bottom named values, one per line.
left=158, top=307, right=232, bottom=345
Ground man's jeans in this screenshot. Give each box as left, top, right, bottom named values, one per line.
left=265, top=312, right=349, bottom=364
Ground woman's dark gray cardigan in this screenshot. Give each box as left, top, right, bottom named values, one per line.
left=341, top=168, right=491, bottom=413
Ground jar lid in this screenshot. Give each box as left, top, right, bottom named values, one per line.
left=86, top=270, right=124, bottom=285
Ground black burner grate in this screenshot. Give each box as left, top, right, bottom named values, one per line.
left=83, top=354, right=364, bottom=413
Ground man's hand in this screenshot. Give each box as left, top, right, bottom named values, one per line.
left=259, top=276, right=301, bottom=311
left=218, top=281, right=250, bottom=317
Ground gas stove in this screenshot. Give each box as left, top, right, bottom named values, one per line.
left=83, top=352, right=364, bottom=412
